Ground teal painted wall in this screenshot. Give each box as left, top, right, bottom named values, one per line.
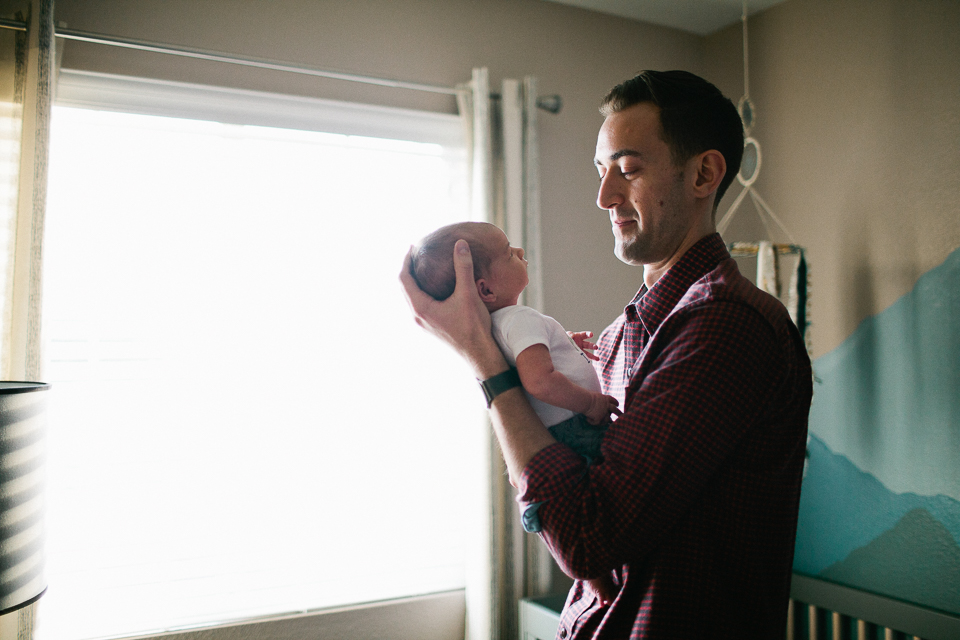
left=795, top=246, right=960, bottom=615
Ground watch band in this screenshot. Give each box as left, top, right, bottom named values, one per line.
left=479, top=367, right=522, bottom=408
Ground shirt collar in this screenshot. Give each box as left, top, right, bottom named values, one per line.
left=626, top=233, right=730, bottom=335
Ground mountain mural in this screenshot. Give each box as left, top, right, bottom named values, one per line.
left=795, top=434, right=960, bottom=615
left=819, top=508, right=960, bottom=615
left=808, top=246, right=960, bottom=500
left=793, top=246, right=960, bottom=616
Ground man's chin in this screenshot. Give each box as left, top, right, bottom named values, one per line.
left=614, top=243, right=645, bottom=267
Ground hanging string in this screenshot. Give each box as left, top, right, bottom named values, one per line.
left=742, top=0, right=750, bottom=103
left=718, top=0, right=799, bottom=245
left=720, top=2, right=811, bottom=351
left=750, top=190, right=797, bottom=244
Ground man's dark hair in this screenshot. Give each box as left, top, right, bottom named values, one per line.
left=410, top=222, right=494, bottom=301
left=600, top=70, right=744, bottom=208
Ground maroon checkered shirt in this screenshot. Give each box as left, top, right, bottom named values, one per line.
left=516, top=233, right=812, bottom=639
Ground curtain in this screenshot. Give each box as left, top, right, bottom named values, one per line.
left=0, top=0, right=54, bottom=637
left=0, top=0, right=53, bottom=381
left=457, top=67, right=552, bottom=640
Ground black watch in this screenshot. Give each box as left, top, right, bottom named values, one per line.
left=478, top=367, right=522, bottom=408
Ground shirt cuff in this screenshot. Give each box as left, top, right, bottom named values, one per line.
left=522, top=501, right=546, bottom=533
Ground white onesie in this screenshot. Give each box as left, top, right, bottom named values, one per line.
left=490, top=304, right=602, bottom=427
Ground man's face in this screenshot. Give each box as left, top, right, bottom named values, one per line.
left=594, top=102, right=694, bottom=268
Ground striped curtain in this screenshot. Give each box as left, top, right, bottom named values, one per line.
left=457, top=67, right=551, bottom=640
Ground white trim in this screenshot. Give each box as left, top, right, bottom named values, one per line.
left=54, top=69, right=463, bottom=146
left=119, top=591, right=466, bottom=640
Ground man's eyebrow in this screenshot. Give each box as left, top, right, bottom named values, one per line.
left=594, top=149, right=642, bottom=166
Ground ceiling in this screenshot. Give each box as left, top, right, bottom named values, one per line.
left=543, top=0, right=789, bottom=36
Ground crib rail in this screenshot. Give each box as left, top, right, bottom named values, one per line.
left=519, top=575, right=960, bottom=640
left=788, top=600, right=923, bottom=640
left=789, top=574, right=960, bottom=640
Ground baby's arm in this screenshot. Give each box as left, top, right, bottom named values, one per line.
left=515, top=344, right=620, bottom=425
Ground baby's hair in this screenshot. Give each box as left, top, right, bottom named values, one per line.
left=411, top=221, right=495, bottom=300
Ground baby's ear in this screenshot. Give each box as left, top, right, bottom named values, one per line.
left=476, top=278, right=496, bottom=303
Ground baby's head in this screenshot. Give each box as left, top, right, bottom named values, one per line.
left=411, top=221, right=528, bottom=311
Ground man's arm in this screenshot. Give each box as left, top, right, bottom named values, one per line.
left=515, top=344, right=620, bottom=425
left=400, top=240, right=557, bottom=484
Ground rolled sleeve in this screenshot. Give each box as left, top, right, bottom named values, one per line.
left=516, top=441, right=587, bottom=534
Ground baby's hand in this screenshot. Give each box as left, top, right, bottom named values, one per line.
left=585, top=393, right=621, bottom=425
left=585, top=575, right=619, bottom=606
left=568, top=330, right=599, bottom=361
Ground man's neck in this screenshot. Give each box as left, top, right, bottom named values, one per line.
left=643, top=226, right=716, bottom=289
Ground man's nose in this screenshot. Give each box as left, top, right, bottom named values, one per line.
left=596, top=173, right=623, bottom=210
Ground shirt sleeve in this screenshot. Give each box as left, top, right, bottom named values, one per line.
left=515, top=299, right=785, bottom=580
left=495, top=306, right=552, bottom=360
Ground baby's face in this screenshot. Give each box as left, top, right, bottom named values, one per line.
left=479, top=225, right=528, bottom=308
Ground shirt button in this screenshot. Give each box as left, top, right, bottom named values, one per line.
left=560, top=629, right=567, bottom=639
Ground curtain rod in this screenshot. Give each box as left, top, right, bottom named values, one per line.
left=0, top=18, right=27, bottom=31
left=54, top=28, right=562, bottom=113
left=55, top=28, right=463, bottom=96
left=2, top=22, right=562, bottom=113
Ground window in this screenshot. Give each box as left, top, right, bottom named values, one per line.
left=38, top=71, right=478, bottom=640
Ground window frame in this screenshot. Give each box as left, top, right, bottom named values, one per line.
left=121, top=591, right=465, bottom=640
left=54, top=69, right=464, bottom=146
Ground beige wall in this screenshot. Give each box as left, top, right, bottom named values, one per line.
left=50, top=0, right=703, bottom=336
left=705, top=0, right=960, bottom=357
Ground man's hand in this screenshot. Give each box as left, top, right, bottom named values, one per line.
left=568, top=330, right=600, bottom=361
left=400, top=240, right=508, bottom=378
left=585, top=392, right=621, bottom=425
left=585, top=574, right=619, bottom=607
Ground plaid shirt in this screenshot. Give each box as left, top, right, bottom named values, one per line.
left=516, top=234, right=812, bottom=639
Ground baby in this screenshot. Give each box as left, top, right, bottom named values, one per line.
left=411, top=220, right=620, bottom=436
left=411, top=221, right=621, bottom=604
left=411, top=221, right=620, bottom=477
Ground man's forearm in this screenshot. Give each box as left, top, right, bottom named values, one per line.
left=469, top=339, right=515, bottom=380
left=486, top=386, right=557, bottom=485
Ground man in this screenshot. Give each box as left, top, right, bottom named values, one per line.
left=400, top=70, right=812, bottom=639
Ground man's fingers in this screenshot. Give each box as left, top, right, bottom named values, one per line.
left=451, top=239, right=475, bottom=295
left=399, top=246, right=432, bottom=319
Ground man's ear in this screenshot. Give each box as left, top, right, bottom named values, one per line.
left=691, top=150, right=726, bottom=199
left=476, top=278, right=496, bottom=303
